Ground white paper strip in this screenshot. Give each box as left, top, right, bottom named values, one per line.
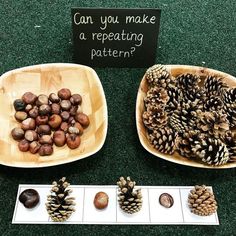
left=12, top=185, right=219, bottom=225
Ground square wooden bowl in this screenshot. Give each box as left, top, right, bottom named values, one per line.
left=136, top=65, right=236, bottom=169
left=0, top=63, right=108, bottom=167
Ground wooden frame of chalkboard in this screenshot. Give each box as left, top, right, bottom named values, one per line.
left=71, top=8, right=161, bottom=68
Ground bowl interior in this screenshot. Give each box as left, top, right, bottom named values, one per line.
left=136, top=65, right=236, bottom=169
left=0, top=63, right=107, bottom=167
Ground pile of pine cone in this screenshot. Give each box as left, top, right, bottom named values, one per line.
left=142, top=64, right=236, bottom=166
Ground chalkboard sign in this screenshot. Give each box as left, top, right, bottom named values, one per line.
left=71, top=8, right=161, bottom=68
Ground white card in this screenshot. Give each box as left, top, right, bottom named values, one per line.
left=12, top=185, right=219, bottom=225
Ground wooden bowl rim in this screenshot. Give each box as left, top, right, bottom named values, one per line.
left=136, top=64, right=236, bottom=169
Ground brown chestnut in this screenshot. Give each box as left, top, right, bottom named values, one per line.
left=51, top=103, right=61, bottom=114
left=11, top=127, right=25, bottom=140
left=70, top=94, right=82, bottom=105
left=22, top=92, right=37, bottom=104
left=18, top=139, right=30, bottom=152
left=58, top=88, right=71, bottom=100
left=36, top=116, right=48, bottom=125
left=13, top=99, right=25, bottom=111
left=39, top=135, right=53, bottom=145
left=48, top=114, right=62, bottom=129
left=75, top=113, right=90, bottom=127
left=25, top=130, right=38, bottom=142
left=66, top=134, right=81, bottom=149
left=60, top=111, right=70, bottom=121
left=25, top=104, right=33, bottom=112
left=19, top=189, right=40, bottom=209
left=159, top=193, right=174, bottom=208
left=15, top=111, right=28, bottom=121
left=21, top=118, right=36, bottom=130
left=60, top=100, right=71, bottom=111
left=49, top=93, right=60, bottom=103
left=39, top=104, right=51, bottom=116
left=60, top=122, right=69, bottom=132
left=37, top=125, right=51, bottom=135
left=36, top=94, right=48, bottom=106
left=29, top=141, right=41, bottom=154
left=38, top=144, right=53, bottom=156
left=29, top=106, right=39, bottom=118
left=74, top=122, right=84, bottom=135
left=94, top=192, right=109, bottom=209
left=69, top=106, right=78, bottom=116
left=53, top=130, right=66, bottom=147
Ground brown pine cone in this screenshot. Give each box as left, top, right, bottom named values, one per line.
left=144, top=87, right=169, bottom=108
left=192, top=137, right=229, bottom=166
left=117, top=177, right=142, bottom=214
left=203, top=96, right=224, bottom=112
left=222, top=88, right=236, bottom=127
left=188, top=185, right=217, bottom=216
left=145, top=64, right=173, bottom=88
left=176, top=131, right=205, bottom=158
left=219, top=131, right=236, bottom=162
left=196, top=111, right=229, bottom=137
left=148, top=127, right=177, bottom=154
left=204, top=75, right=228, bottom=97
left=176, top=73, right=201, bottom=90
left=143, top=105, right=168, bottom=130
left=169, top=100, right=202, bottom=133
left=166, top=86, right=183, bottom=113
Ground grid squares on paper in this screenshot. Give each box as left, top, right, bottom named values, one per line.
left=148, top=188, right=184, bottom=223
left=83, top=187, right=117, bottom=223
left=12, top=185, right=219, bottom=225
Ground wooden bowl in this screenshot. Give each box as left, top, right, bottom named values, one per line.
left=0, top=63, right=108, bottom=167
left=136, top=65, right=236, bottom=169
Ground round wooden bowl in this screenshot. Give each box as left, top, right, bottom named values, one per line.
left=136, top=65, right=236, bottom=169
left=0, top=63, right=108, bottom=168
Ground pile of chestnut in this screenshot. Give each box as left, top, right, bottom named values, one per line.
left=11, top=88, right=90, bottom=156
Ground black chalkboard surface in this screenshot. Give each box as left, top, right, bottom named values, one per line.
left=71, top=8, right=161, bottom=68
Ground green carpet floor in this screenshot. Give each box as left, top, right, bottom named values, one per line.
left=0, top=0, right=236, bottom=235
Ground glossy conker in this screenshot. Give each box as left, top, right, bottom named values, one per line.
left=53, top=130, right=66, bottom=147
left=11, top=127, right=24, bottom=140
left=58, top=88, right=71, bottom=100
left=22, top=92, right=37, bottom=104
left=19, top=189, right=40, bottom=209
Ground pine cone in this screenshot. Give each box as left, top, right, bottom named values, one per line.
left=166, top=86, right=183, bottom=113
left=192, top=137, right=229, bottom=166
left=203, top=96, right=224, bottom=112
left=204, top=75, right=228, bottom=97
left=144, top=87, right=169, bottom=108
left=196, top=111, right=229, bottom=137
left=222, top=88, right=236, bottom=127
left=148, top=127, right=177, bottom=154
left=169, top=101, right=202, bottom=133
left=117, top=177, right=142, bottom=214
left=182, top=87, right=205, bottom=103
left=176, top=131, right=205, bottom=158
left=219, top=131, right=236, bottom=162
left=188, top=185, right=217, bottom=216
left=145, top=64, right=173, bottom=88
left=176, top=73, right=201, bottom=90
left=46, top=177, right=76, bottom=222
left=143, top=105, right=168, bottom=130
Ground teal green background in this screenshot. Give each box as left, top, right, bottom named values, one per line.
left=0, top=0, right=236, bottom=235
